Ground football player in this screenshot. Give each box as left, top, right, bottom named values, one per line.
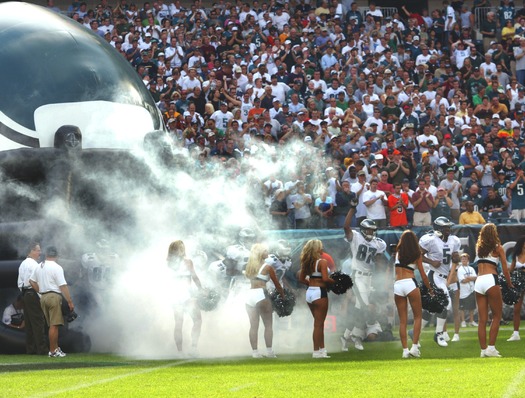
left=340, top=207, right=387, bottom=351
left=419, top=216, right=461, bottom=347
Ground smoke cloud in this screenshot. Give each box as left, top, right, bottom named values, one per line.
left=1, top=133, right=343, bottom=358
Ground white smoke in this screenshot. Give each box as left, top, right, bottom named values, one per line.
left=33, top=136, right=330, bottom=358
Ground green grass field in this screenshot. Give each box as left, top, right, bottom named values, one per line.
left=1, top=326, right=524, bottom=398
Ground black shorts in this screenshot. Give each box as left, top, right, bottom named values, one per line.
left=459, top=293, right=476, bottom=311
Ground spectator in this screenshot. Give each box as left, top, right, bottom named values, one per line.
left=461, top=184, right=484, bottom=211
left=457, top=253, right=478, bottom=328
left=351, top=170, right=370, bottom=226
left=314, top=190, right=334, bottom=229
left=388, top=182, right=409, bottom=228
left=362, top=178, right=388, bottom=228
left=269, top=189, right=288, bottom=230
left=294, top=182, right=313, bottom=229
left=432, top=186, right=453, bottom=221
left=412, top=179, right=434, bottom=226
left=459, top=200, right=486, bottom=224
left=334, top=181, right=357, bottom=228
left=440, top=168, right=463, bottom=222
left=509, top=166, right=525, bottom=221
left=482, top=187, right=506, bottom=216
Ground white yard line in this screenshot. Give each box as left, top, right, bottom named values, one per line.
left=502, top=367, right=525, bottom=398
left=29, top=359, right=196, bottom=398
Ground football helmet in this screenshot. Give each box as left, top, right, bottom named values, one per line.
left=433, top=217, right=453, bottom=238
left=275, top=239, right=292, bottom=259
left=264, top=254, right=278, bottom=266
left=360, top=219, right=377, bottom=241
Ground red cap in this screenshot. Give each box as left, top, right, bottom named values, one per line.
left=393, top=149, right=401, bottom=155
left=444, top=133, right=452, bottom=139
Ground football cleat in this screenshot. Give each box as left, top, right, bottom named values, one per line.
left=340, top=336, right=349, bottom=352
left=313, top=350, right=331, bottom=359
left=353, top=336, right=364, bottom=351
left=434, top=333, right=448, bottom=347
left=409, top=345, right=421, bottom=358
left=484, top=347, right=502, bottom=357
left=48, top=347, right=66, bottom=358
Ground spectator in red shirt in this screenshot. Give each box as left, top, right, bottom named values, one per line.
left=377, top=170, right=394, bottom=193
left=388, top=183, right=409, bottom=227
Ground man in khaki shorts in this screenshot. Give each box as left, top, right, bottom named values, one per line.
left=30, top=246, right=74, bottom=358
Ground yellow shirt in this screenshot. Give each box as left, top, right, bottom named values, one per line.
left=459, top=211, right=486, bottom=225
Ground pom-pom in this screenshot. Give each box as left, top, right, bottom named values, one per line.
left=329, top=271, right=353, bottom=295
left=419, top=283, right=449, bottom=313
left=269, top=288, right=296, bottom=317
left=197, top=288, right=221, bottom=311
left=499, top=275, right=522, bottom=305
left=511, top=271, right=525, bottom=294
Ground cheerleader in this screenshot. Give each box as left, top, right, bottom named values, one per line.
left=167, top=240, right=202, bottom=356
left=394, top=230, right=432, bottom=358
left=244, top=244, right=284, bottom=358
left=507, top=237, right=525, bottom=342
left=299, top=239, right=335, bottom=358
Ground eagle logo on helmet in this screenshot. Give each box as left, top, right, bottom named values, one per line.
left=433, top=217, right=454, bottom=238
left=360, top=218, right=377, bottom=241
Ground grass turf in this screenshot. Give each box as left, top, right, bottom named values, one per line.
left=1, top=326, right=524, bottom=398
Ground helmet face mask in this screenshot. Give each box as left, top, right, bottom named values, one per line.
left=433, top=217, right=453, bottom=239
left=360, top=219, right=377, bottom=241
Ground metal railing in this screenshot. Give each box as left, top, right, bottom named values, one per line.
left=474, top=6, right=524, bottom=31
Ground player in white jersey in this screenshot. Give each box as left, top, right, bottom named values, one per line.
left=418, top=217, right=461, bottom=347
left=340, top=207, right=387, bottom=351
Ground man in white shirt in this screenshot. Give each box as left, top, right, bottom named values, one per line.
left=210, top=102, right=234, bottom=133
left=181, top=68, right=202, bottom=92
left=17, top=242, right=47, bottom=355
left=362, top=178, right=388, bottom=227
left=30, top=247, right=74, bottom=358
left=2, top=296, right=24, bottom=329
left=270, top=74, right=290, bottom=103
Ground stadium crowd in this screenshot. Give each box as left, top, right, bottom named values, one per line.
left=52, top=0, right=525, bottom=229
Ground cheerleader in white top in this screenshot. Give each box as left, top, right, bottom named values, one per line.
left=507, top=237, right=525, bottom=342
left=167, top=240, right=202, bottom=355
left=474, top=224, right=513, bottom=358
left=394, top=230, right=433, bottom=359
left=244, top=244, right=284, bottom=359
left=299, top=239, right=335, bottom=359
